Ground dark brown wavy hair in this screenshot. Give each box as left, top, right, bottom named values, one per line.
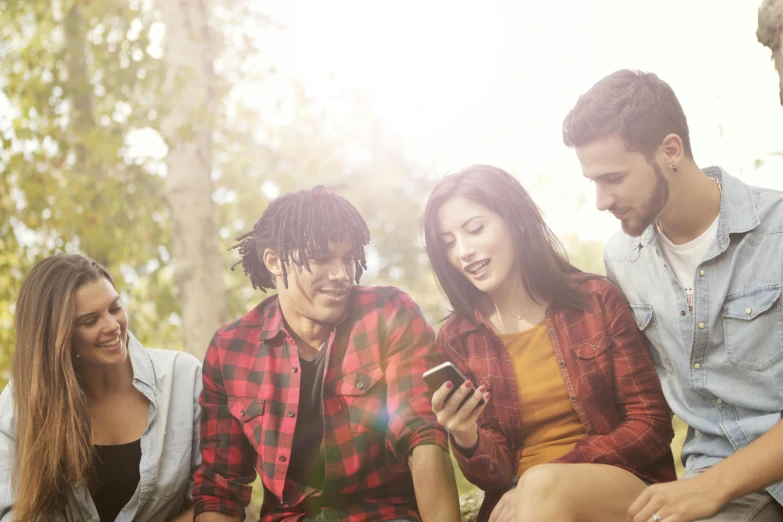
left=11, top=254, right=113, bottom=521
left=423, top=165, right=594, bottom=322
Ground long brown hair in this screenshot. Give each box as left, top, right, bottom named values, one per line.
left=11, top=254, right=113, bottom=521
left=423, top=165, right=593, bottom=322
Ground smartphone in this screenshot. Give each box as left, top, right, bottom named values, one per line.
left=423, top=361, right=485, bottom=410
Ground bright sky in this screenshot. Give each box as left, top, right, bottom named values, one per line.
left=262, top=0, right=783, bottom=243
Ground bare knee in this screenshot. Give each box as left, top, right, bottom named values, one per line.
left=516, top=464, right=568, bottom=506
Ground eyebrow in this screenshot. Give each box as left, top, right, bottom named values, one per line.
left=75, top=296, right=121, bottom=323
left=590, top=171, right=627, bottom=182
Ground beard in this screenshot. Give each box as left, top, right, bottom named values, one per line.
left=619, top=161, right=670, bottom=237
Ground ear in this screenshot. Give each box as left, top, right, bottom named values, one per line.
left=660, top=133, right=685, bottom=171
left=263, top=248, right=284, bottom=278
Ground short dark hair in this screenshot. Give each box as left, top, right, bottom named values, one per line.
left=232, top=185, right=371, bottom=292
left=423, top=165, right=594, bottom=323
left=562, top=69, right=693, bottom=159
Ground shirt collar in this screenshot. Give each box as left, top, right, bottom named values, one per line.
left=634, top=166, right=759, bottom=250
left=127, top=331, right=155, bottom=389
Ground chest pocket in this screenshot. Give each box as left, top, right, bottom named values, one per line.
left=228, top=397, right=266, bottom=446
left=630, top=304, right=673, bottom=374
left=334, top=364, right=386, bottom=433
left=722, top=284, right=783, bottom=372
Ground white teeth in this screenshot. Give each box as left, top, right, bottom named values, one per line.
left=467, top=260, right=490, bottom=274
left=97, top=336, right=120, bottom=348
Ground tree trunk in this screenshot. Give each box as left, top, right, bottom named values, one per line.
left=758, top=0, right=783, bottom=106
left=160, top=0, right=228, bottom=359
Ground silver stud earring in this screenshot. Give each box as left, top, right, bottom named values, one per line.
left=672, top=164, right=678, bottom=172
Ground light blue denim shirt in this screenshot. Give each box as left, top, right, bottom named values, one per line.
left=604, top=166, right=783, bottom=503
left=0, top=332, right=202, bottom=522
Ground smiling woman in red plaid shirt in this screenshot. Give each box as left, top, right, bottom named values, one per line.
left=193, top=186, right=460, bottom=522
left=422, top=165, right=676, bottom=522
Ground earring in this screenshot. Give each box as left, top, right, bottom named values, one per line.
left=75, top=354, right=80, bottom=359
left=672, top=164, right=678, bottom=172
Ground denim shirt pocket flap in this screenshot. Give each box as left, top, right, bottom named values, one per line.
left=228, top=397, right=265, bottom=422
left=335, top=364, right=384, bottom=396
left=571, top=335, right=610, bottom=359
left=722, top=284, right=781, bottom=320
left=630, top=304, right=653, bottom=330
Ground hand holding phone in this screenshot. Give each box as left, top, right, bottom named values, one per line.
left=424, top=362, right=489, bottom=449
left=423, top=362, right=486, bottom=411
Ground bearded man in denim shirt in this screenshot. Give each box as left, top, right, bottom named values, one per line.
left=563, top=69, right=783, bottom=522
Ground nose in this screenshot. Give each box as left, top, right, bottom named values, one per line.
left=328, top=259, right=350, bottom=282
left=595, top=184, right=615, bottom=212
left=457, top=238, right=476, bottom=263
left=101, top=313, right=121, bottom=333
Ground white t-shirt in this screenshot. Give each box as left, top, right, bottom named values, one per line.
left=657, top=214, right=720, bottom=315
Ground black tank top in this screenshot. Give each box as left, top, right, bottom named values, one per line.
left=92, top=439, right=142, bottom=521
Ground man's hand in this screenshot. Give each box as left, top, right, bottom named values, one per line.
left=488, top=487, right=517, bottom=522
left=627, top=474, right=728, bottom=522
left=430, top=380, right=489, bottom=449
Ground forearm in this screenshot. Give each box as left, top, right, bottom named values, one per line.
left=408, top=444, right=460, bottom=522
left=195, top=512, right=241, bottom=522
left=702, top=419, right=783, bottom=503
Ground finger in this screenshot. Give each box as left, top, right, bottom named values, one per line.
left=488, top=494, right=508, bottom=522
left=632, top=497, right=666, bottom=522
left=430, top=381, right=454, bottom=413
left=440, top=380, right=474, bottom=417
left=627, top=487, right=651, bottom=520
left=464, top=390, right=491, bottom=424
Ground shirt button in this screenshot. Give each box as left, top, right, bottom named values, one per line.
left=693, top=363, right=702, bottom=370
left=680, top=310, right=686, bottom=317
left=698, top=322, right=705, bottom=329
left=559, top=361, right=566, bottom=368
left=279, top=455, right=287, bottom=462
left=287, top=410, right=295, bottom=418
left=292, top=366, right=299, bottom=373
left=240, top=409, right=246, bottom=417
left=716, top=398, right=724, bottom=405
left=699, top=269, right=706, bottom=276
left=587, top=428, right=596, bottom=435
left=745, top=308, right=752, bottom=315
left=548, top=329, right=555, bottom=335
left=592, top=344, right=599, bottom=351
left=570, top=396, right=577, bottom=402
left=356, top=381, right=364, bottom=389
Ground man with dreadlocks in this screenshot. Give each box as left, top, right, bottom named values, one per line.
left=193, top=186, right=460, bottom=522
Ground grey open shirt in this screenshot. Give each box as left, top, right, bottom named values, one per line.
left=0, top=333, right=202, bottom=521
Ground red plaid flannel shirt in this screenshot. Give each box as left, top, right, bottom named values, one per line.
left=442, top=277, right=676, bottom=519
left=192, top=286, right=448, bottom=522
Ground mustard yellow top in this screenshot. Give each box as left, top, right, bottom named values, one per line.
left=498, top=322, right=587, bottom=476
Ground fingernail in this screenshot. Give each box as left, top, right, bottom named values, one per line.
left=484, top=392, right=491, bottom=400
left=465, top=381, right=473, bottom=388
left=445, top=381, right=453, bottom=389
left=479, top=384, right=487, bottom=392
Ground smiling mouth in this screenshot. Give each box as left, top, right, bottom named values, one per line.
left=464, top=259, right=490, bottom=275
left=96, top=336, right=120, bottom=348
left=321, top=289, right=349, bottom=298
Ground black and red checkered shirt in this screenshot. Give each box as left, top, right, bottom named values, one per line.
left=193, top=286, right=448, bottom=522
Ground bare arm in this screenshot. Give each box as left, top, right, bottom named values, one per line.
left=408, top=444, right=461, bottom=522
left=629, top=419, right=783, bottom=522
left=702, top=419, right=783, bottom=505
left=194, top=512, right=240, bottom=522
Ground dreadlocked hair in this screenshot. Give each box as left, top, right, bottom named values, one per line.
left=231, top=185, right=371, bottom=292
